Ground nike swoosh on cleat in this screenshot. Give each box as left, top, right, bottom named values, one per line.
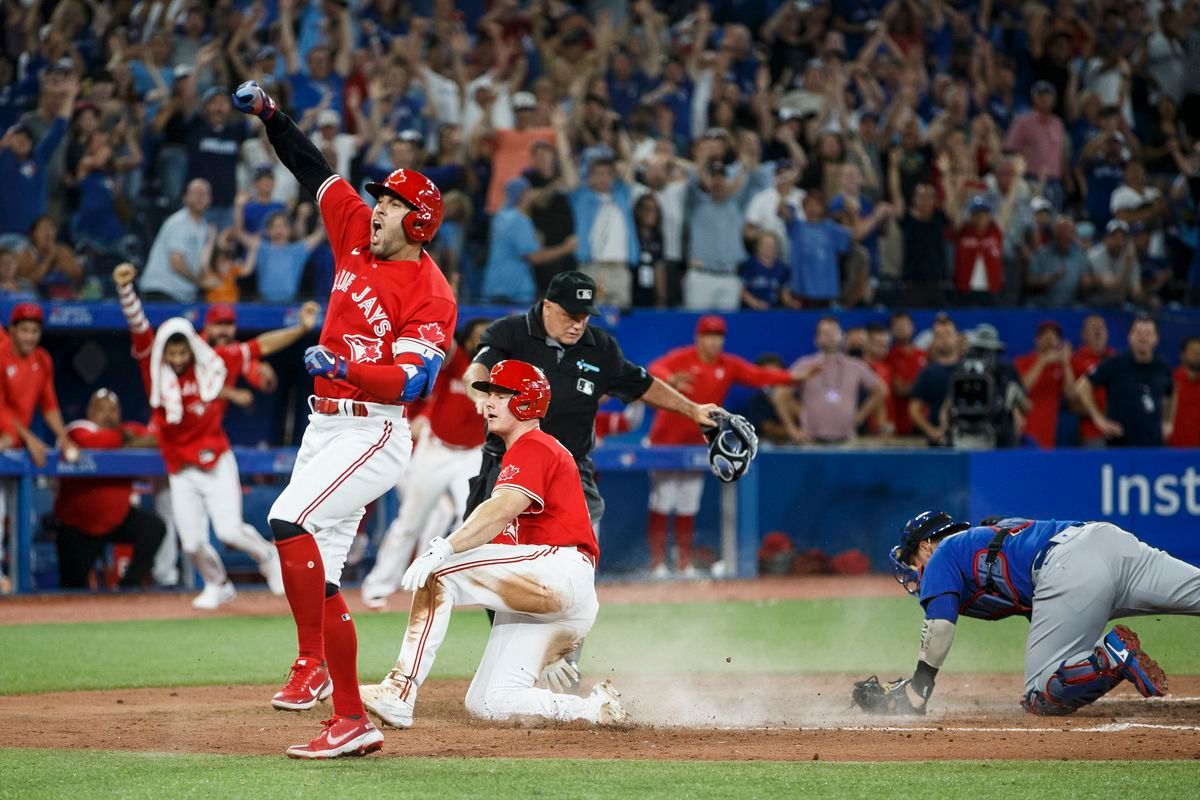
left=326, top=727, right=361, bottom=747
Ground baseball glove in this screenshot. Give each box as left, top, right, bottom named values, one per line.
left=850, top=676, right=925, bottom=716
left=703, top=413, right=759, bottom=483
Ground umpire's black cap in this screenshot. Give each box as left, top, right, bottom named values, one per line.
left=544, top=271, right=600, bottom=316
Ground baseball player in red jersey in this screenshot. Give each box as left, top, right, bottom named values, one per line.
left=359, top=361, right=626, bottom=729
left=202, top=303, right=280, bottom=394
left=646, top=315, right=808, bottom=576
left=112, top=264, right=317, bottom=608
left=232, top=80, right=457, bottom=759
left=0, top=304, right=80, bottom=467
left=360, top=318, right=491, bottom=609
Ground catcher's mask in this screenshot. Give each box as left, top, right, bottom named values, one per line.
left=889, top=510, right=971, bottom=597
left=703, top=413, right=759, bottom=483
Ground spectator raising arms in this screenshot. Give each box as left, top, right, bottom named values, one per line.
left=1015, top=321, right=1076, bottom=449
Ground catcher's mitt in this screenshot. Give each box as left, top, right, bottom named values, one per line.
left=850, top=676, right=925, bottom=716
left=703, top=412, right=759, bottom=483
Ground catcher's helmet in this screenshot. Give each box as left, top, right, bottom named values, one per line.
left=364, top=168, right=444, bottom=243
left=703, top=413, right=759, bottom=483
left=889, top=510, right=971, bottom=597
left=471, top=360, right=551, bottom=421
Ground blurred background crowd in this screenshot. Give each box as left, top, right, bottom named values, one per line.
left=1, top=0, right=1199, bottom=311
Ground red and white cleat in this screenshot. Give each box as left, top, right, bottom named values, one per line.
left=271, top=657, right=333, bottom=711
left=286, top=716, right=384, bottom=759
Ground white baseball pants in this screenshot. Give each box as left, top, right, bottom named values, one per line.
left=361, top=434, right=481, bottom=599
left=269, top=405, right=412, bottom=586
left=648, top=471, right=705, bottom=515
left=169, top=450, right=275, bottom=587
left=387, top=544, right=599, bottom=722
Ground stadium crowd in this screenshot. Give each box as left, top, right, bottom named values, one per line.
left=0, top=0, right=1197, bottom=308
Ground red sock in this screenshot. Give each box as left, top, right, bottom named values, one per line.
left=648, top=511, right=669, bottom=567
left=675, top=515, right=695, bottom=569
left=323, top=591, right=365, bottom=718
left=276, top=535, right=325, bottom=661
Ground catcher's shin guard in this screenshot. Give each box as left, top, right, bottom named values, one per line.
left=1022, top=650, right=1124, bottom=716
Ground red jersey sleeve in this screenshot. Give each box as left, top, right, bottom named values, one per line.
left=36, top=349, right=59, bottom=415
left=648, top=348, right=688, bottom=383
left=728, top=355, right=796, bottom=389
left=316, top=175, right=372, bottom=259
left=66, top=421, right=123, bottom=449
left=494, top=437, right=554, bottom=514
left=344, top=296, right=459, bottom=402
left=216, top=339, right=263, bottom=381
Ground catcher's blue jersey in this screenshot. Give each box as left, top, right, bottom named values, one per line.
left=919, top=519, right=1084, bottom=623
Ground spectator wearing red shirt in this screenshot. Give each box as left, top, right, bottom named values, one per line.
left=645, top=315, right=802, bottom=577
left=0, top=304, right=79, bottom=467
left=1069, top=315, right=1116, bottom=447
left=52, top=389, right=166, bottom=589
left=864, top=322, right=896, bottom=435
left=1168, top=337, right=1200, bottom=447
left=1015, top=321, right=1076, bottom=449
left=884, top=312, right=926, bottom=437
left=952, top=196, right=1005, bottom=305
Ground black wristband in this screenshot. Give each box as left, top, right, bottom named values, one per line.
left=911, top=660, right=938, bottom=700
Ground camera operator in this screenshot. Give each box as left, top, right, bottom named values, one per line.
left=942, top=324, right=1028, bottom=449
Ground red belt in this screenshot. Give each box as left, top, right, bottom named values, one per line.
left=310, top=397, right=408, bottom=418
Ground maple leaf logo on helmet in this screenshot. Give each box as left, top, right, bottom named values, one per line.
left=417, top=322, right=445, bottom=346
left=343, top=334, right=384, bottom=363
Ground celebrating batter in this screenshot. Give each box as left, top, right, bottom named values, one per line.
left=231, top=80, right=456, bottom=759
left=359, top=360, right=626, bottom=729
left=857, top=512, right=1200, bottom=717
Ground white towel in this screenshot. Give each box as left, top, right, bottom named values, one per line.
left=150, top=317, right=228, bottom=424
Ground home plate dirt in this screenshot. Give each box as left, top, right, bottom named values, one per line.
left=7, top=675, right=1200, bottom=761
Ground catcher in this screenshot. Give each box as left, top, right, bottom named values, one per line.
left=854, top=511, right=1200, bottom=716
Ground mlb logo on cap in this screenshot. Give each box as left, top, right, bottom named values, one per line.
left=577, top=288, right=593, bottom=300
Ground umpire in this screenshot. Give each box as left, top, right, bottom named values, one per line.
left=463, top=271, right=723, bottom=524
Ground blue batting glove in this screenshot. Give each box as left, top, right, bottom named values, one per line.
left=232, top=80, right=278, bottom=121
left=304, top=346, right=347, bottom=379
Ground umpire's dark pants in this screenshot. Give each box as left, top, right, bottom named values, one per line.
left=55, top=507, right=166, bottom=589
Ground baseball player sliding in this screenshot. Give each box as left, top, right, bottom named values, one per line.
left=113, top=264, right=317, bottom=609
left=359, top=361, right=626, bottom=729
left=231, top=80, right=456, bottom=759
left=854, top=511, right=1200, bottom=716
left=360, top=318, right=491, bottom=609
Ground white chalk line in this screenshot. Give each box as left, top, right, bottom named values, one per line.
left=703, top=722, right=1200, bottom=733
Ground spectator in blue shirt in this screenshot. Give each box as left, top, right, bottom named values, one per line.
left=1076, top=129, right=1128, bottom=231
left=482, top=177, right=578, bottom=304
left=241, top=166, right=288, bottom=234
left=251, top=210, right=326, bottom=303
left=0, top=75, right=74, bottom=240
left=738, top=231, right=789, bottom=310
left=278, top=0, right=353, bottom=117
left=784, top=192, right=852, bottom=308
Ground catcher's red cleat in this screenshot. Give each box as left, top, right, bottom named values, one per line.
left=286, top=716, right=384, bottom=759
left=271, top=658, right=333, bottom=711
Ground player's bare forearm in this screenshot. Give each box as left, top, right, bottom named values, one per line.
left=1073, top=376, right=1102, bottom=420
left=255, top=302, right=320, bottom=356
left=446, top=488, right=532, bottom=553
left=43, top=408, right=68, bottom=440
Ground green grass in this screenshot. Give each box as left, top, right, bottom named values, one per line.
left=2, top=751, right=1198, bottom=800
left=2, top=597, right=1199, bottom=695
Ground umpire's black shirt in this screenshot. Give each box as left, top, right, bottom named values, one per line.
left=474, top=303, right=655, bottom=459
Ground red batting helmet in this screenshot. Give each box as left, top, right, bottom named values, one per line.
left=471, top=360, right=551, bottom=421
left=10, top=302, right=43, bottom=326
left=364, top=168, right=443, bottom=243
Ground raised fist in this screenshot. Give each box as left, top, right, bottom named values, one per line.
left=112, top=262, right=137, bottom=286
left=232, top=80, right=278, bottom=121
